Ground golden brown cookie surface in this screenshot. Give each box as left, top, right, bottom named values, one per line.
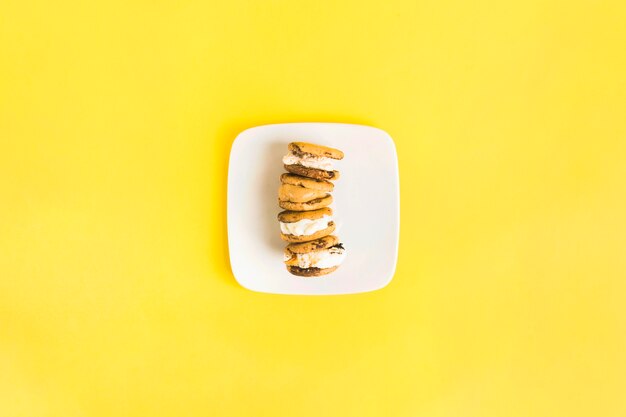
left=277, top=207, right=332, bottom=223
left=286, top=235, right=339, bottom=254
left=278, top=194, right=332, bottom=211
left=289, top=142, right=344, bottom=160
left=280, top=173, right=334, bottom=191
left=278, top=183, right=328, bottom=203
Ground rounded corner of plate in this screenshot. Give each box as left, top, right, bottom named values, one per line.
left=380, top=131, right=398, bottom=153
left=363, top=126, right=398, bottom=157
left=369, top=270, right=396, bottom=293
left=233, top=277, right=262, bottom=293
left=363, top=124, right=392, bottom=138
left=231, top=127, right=253, bottom=148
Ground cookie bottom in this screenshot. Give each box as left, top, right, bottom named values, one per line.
left=284, top=164, right=340, bottom=181
left=286, top=265, right=339, bottom=277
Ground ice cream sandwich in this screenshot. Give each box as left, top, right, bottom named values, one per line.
left=283, top=142, right=343, bottom=181
left=284, top=235, right=347, bottom=277
left=278, top=207, right=335, bottom=243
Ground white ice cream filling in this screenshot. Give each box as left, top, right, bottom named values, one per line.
left=296, top=246, right=346, bottom=269
left=280, top=215, right=331, bottom=236
left=282, top=152, right=334, bottom=171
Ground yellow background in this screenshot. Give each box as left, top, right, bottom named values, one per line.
left=1, top=0, right=625, bottom=416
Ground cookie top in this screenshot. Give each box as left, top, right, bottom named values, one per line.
left=278, top=207, right=332, bottom=223
left=278, top=194, right=333, bottom=211
left=278, top=183, right=328, bottom=203
left=289, top=142, right=344, bottom=160
left=286, top=235, right=339, bottom=254
left=280, top=173, right=334, bottom=192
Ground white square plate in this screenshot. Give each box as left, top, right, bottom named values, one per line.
left=227, top=123, right=399, bottom=295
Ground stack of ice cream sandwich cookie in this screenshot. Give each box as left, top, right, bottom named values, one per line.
left=278, top=142, right=347, bottom=277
